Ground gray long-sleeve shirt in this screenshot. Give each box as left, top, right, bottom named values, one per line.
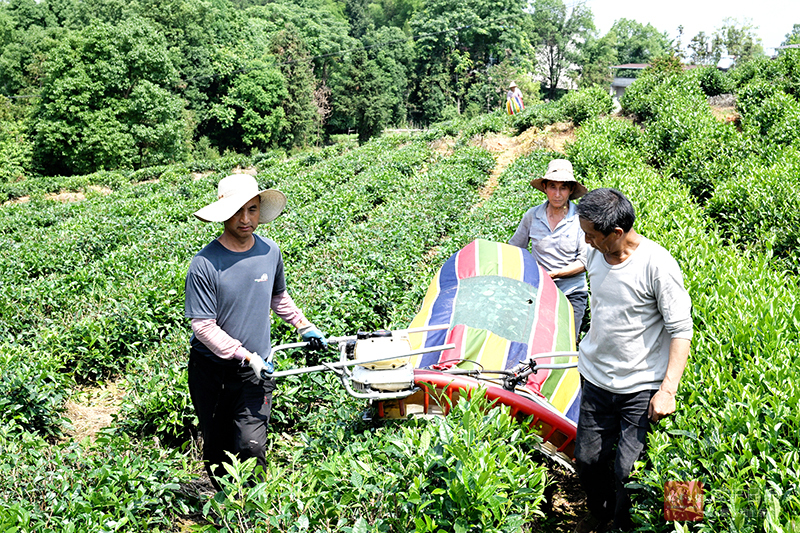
left=577, top=236, right=693, bottom=394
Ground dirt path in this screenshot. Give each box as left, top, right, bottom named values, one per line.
left=474, top=123, right=576, bottom=204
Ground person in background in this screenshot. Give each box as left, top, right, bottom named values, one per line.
left=506, top=81, right=524, bottom=115
left=184, top=173, right=327, bottom=490
left=573, top=188, right=693, bottom=532
left=509, top=158, right=589, bottom=341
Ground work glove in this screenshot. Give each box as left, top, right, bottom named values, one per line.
left=245, top=352, right=272, bottom=379
left=298, top=323, right=327, bottom=352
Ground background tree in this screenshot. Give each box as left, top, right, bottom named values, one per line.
left=0, top=3, right=66, bottom=98
left=577, top=30, right=616, bottom=87
left=608, top=18, right=670, bottom=64
left=329, top=48, right=391, bottom=143
left=783, top=24, right=800, bottom=46
left=713, top=17, right=764, bottom=64
left=243, top=0, right=356, bottom=90
left=361, top=26, right=412, bottom=126
left=129, top=0, right=238, bottom=154
left=213, top=62, right=289, bottom=152
left=368, top=0, right=421, bottom=31
left=529, top=0, right=593, bottom=99
left=29, top=18, right=186, bottom=175
left=345, top=0, right=372, bottom=38
left=688, top=31, right=718, bottom=65
left=409, top=0, right=531, bottom=122
left=269, top=25, right=319, bottom=148
left=778, top=24, right=800, bottom=99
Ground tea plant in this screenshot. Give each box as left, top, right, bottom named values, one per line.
left=198, top=391, right=548, bottom=533
left=0, top=427, right=196, bottom=531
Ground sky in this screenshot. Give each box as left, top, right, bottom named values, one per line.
left=582, top=0, right=800, bottom=55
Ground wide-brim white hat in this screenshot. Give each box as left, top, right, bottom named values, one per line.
left=530, top=159, right=588, bottom=200
left=193, top=174, right=286, bottom=224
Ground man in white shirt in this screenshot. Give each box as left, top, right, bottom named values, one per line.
left=573, top=188, right=692, bottom=532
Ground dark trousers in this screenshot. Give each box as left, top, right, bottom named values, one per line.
left=574, top=379, right=655, bottom=530
left=565, top=290, right=588, bottom=342
left=188, top=350, right=274, bottom=490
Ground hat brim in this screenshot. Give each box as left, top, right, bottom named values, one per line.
left=194, top=189, right=287, bottom=224
left=530, top=174, right=588, bottom=200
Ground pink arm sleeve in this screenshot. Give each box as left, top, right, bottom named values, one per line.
left=191, top=318, right=249, bottom=361
left=271, top=290, right=308, bottom=328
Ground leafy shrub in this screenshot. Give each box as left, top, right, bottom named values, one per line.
left=0, top=429, right=196, bottom=531
left=558, top=86, right=614, bottom=126
left=691, top=65, right=733, bottom=97
left=565, top=117, right=645, bottom=181
left=661, top=118, right=746, bottom=200
left=620, top=70, right=683, bottom=122
left=200, top=391, right=549, bottom=532
left=621, top=67, right=712, bottom=147
left=455, top=110, right=509, bottom=144
left=706, top=155, right=800, bottom=273
left=510, top=102, right=567, bottom=133
left=736, top=78, right=781, bottom=118
left=740, top=91, right=800, bottom=147
left=639, top=85, right=716, bottom=171
left=727, top=55, right=785, bottom=91
left=0, top=346, right=71, bottom=438
left=777, top=47, right=800, bottom=99
left=117, top=344, right=197, bottom=447
left=401, top=391, right=548, bottom=532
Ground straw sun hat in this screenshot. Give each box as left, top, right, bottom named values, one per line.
left=193, top=174, right=286, bottom=224
left=530, top=159, right=588, bottom=200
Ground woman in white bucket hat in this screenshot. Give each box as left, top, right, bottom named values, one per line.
left=185, top=173, right=326, bottom=489
left=509, top=159, right=590, bottom=341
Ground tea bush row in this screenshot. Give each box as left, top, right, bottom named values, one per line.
left=621, top=64, right=800, bottom=273
left=198, top=390, right=548, bottom=533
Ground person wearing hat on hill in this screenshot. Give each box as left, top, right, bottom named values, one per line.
left=506, top=81, right=524, bottom=115
left=509, top=158, right=589, bottom=341
left=184, top=173, right=327, bottom=490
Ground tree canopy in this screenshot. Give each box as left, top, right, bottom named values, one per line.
left=528, top=0, right=593, bottom=98
left=29, top=18, right=186, bottom=174
left=608, top=18, right=671, bottom=65
left=0, top=0, right=784, bottom=177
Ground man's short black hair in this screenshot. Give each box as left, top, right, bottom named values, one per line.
left=577, top=188, right=635, bottom=235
